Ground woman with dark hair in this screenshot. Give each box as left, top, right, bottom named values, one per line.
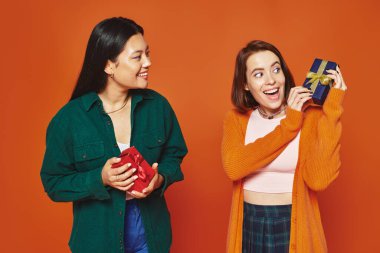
left=41, top=17, right=187, bottom=253
left=222, top=40, right=346, bottom=252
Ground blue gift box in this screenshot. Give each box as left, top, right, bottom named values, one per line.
left=303, top=58, right=337, bottom=105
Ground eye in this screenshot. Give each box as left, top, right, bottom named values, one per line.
left=132, top=55, right=142, bottom=60
left=254, top=72, right=263, bottom=78
left=273, top=67, right=281, bottom=73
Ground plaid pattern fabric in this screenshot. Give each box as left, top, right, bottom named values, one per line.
left=243, top=202, right=292, bottom=253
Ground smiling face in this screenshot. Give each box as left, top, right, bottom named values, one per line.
left=105, top=33, right=151, bottom=91
left=245, top=50, right=286, bottom=114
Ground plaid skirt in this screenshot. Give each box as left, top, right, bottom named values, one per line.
left=243, top=202, right=292, bottom=253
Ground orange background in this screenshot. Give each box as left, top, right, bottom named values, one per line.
left=1, top=0, right=379, bottom=252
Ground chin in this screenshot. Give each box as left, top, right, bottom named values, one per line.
left=133, top=80, right=149, bottom=89
left=268, top=101, right=283, bottom=110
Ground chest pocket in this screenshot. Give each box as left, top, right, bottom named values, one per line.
left=73, top=140, right=105, bottom=171
left=137, top=131, right=166, bottom=164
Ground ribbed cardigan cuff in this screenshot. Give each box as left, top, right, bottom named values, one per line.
left=283, top=107, right=303, bottom=131
left=325, top=87, right=346, bottom=110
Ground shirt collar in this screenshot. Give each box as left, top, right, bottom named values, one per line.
left=81, top=89, right=154, bottom=112
left=81, top=92, right=100, bottom=112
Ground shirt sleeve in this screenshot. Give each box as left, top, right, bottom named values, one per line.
left=40, top=115, right=110, bottom=202
left=221, top=108, right=303, bottom=181
left=156, top=99, right=188, bottom=196
left=302, top=88, right=346, bottom=191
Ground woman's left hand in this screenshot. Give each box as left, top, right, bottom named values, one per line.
left=128, top=163, right=164, bottom=198
left=326, top=65, right=347, bottom=91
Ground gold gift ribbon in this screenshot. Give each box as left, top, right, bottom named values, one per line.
left=306, top=60, right=333, bottom=92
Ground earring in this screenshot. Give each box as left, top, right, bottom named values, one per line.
left=110, top=73, right=114, bottom=79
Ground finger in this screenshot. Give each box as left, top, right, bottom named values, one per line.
left=142, top=187, right=153, bottom=195
left=142, top=182, right=154, bottom=194
left=295, top=96, right=313, bottom=111
left=336, top=65, right=347, bottom=88
left=300, top=96, right=313, bottom=110
left=287, top=87, right=300, bottom=106
left=111, top=168, right=135, bottom=183
left=288, top=87, right=310, bottom=104
left=111, top=163, right=132, bottom=176
left=111, top=174, right=122, bottom=183
left=129, top=190, right=147, bottom=199
left=299, top=94, right=313, bottom=103
left=297, top=90, right=314, bottom=97
left=108, top=157, right=121, bottom=165
left=290, top=93, right=312, bottom=111
left=326, top=70, right=341, bottom=82
left=115, top=182, right=135, bottom=192
left=326, top=69, right=338, bottom=74
left=336, top=65, right=343, bottom=77
left=288, top=87, right=296, bottom=101
left=113, top=174, right=138, bottom=187
left=116, top=167, right=137, bottom=181
left=326, top=74, right=342, bottom=88
left=325, top=72, right=338, bottom=81
left=142, top=173, right=157, bottom=193
left=294, top=93, right=313, bottom=106
left=303, top=98, right=313, bottom=107
left=291, top=90, right=312, bottom=106
left=292, top=86, right=310, bottom=92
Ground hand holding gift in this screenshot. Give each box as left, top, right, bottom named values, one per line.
left=303, top=58, right=346, bottom=105
left=326, top=65, right=347, bottom=91
left=110, top=146, right=163, bottom=197
left=129, top=162, right=164, bottom=199
left=101, top=157, right=137, bottom=192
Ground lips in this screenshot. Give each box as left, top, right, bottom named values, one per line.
left=263, top=88, right=280, bottom=101
left=263, top=88, right=279, bottom=95
left=137, top=72, right=148, bottom=79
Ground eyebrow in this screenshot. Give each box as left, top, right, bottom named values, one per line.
left=131, top=46, right=150, bottom=54
left=251, top=61, right=280, bottom=73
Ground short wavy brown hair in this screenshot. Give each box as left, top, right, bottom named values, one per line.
left=231, top=40, right=295, bottom=113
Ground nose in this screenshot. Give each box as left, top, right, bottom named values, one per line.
left=266, top=72, right=276, bottom=85
left=142, top=54, right=151, bottom=68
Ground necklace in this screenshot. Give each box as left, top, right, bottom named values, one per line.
left=257, top=105, right=287, bottom=119
left=105, top=97, right=129, bottom=114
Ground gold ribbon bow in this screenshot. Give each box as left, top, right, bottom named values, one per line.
left=306, top=60, right=333, bottom=92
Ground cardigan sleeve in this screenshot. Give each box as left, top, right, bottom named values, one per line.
left=221, top=108, right=303, bottom=181
left=302, top=88, right=345, bottom=191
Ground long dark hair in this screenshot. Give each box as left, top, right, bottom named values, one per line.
left=231, top=40, right=295, bottom=113
left=70, top=17, right=144, bottom=100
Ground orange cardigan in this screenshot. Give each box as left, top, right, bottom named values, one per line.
left=222, top=88, right=345, bottom=253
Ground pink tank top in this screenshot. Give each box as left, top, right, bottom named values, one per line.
left=243, top=109, right=300, bottom=193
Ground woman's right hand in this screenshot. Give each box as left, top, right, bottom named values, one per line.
left=287, top=86, right=313, bottom=111
left=101, top=157, right=138, bottom=191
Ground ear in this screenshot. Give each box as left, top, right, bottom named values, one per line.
left=104, top=60, right=115, bottom=75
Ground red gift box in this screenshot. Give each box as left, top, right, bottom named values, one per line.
left=111, top=146, right=156, bottom=193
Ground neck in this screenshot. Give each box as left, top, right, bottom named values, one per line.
left=257, top=104, right=286, bottom=119
left=98, top=87, right=129, bottom=106
left=98, top=86, right=129, bottom=114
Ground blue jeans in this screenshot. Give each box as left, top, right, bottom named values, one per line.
left=124, top=199, right=149, bottom=253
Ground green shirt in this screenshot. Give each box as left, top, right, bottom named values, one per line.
left=41, top=89, right=188, bottom=253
